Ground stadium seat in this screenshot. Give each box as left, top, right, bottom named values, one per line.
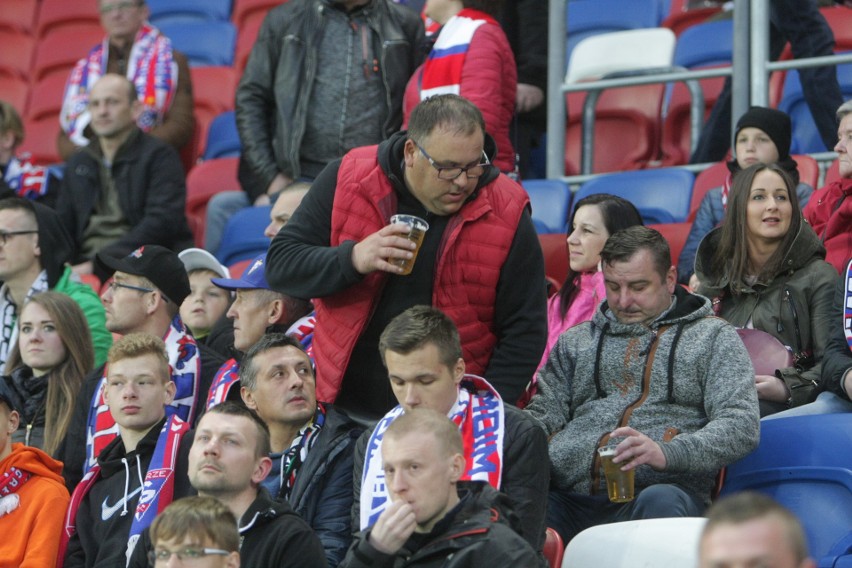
left=204, top=111, right=241, bottom=161
left=793, top=154, right=819, bottom=190
left=0, top=0, right=38, bottom=34
left=824, top=159, right=841, bottom=186
left=561, top=518, right=707, bottom=567
left=216, top=206, right=272, bottom=265
left=564, top=28, right=675, bottom=174
left=32, top=24, right=103, bottom=83
left=779, top=62, right=852, bottom=154
left=574, top=168, right=695, bottom=224
left=543, top=527, right=565, bottom=568
left=26, top=73, right=68, bottom=122
left=688, top=160, right=728, bottom=221
left=648, top=222, right=691, bottom=271
left=147, top=0, right=233, bottom=26
left=157, top=21, right=237, bottom=67
left=661, top=2, right=721, bottom=37
left=522, top=180, right=572, bottom=234
left=719, top=414, right=852, bottom=565
left=185, top=157, right=240, bottom=246
left=228, top=258, right=253, bottom=279
left=0, top=30, right=36, bottom=81
left=36, top=0, right=100, bottom=38
left=565, top=0, right=662, bottom=63
left=17, top=116, right=62, bottom=166
left=232, top=0, right=281, bottom=30
left=538, top=233, right=569, bottom=286
left=0, top=76, right=30, bottom=117
left=189, top=66, right=238, bottom=160
left=235, top=8, right=267, bottom=73
left=661, top=19, right=733, bottom=165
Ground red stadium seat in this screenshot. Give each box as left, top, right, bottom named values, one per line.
left=17, top=116, right=62, bottom=166
left=27, top=73, right=68, bottom=122
left=538, top=233, right=569, bottom=287
left=36, top=0, right=100, bottom=38
left=235, top=9, right=267, bottom=74
left=0, top=76, right=30, bottom=116
left=189, top=66, right=238, bottom=161
left=824, top=159, right=841, bottom=186
left=648, top=222, right=691, bottom=272
left=185, top=157, right=240, bottom=246
left=793, top=154, right=819, bottom=189
left=0, top=30, right=36, bottom=81
left=232, top=0, right=281, bottom=30
left=32, top=24, right=103, bottom=83
left=0, top=0, right=38, bottom=34
left=543, top=527, right=565, bottom=568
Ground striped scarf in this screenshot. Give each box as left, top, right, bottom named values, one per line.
left=84, top=315, right=200, bottom=473
left=359, top=375, right=504, bottom=529
left=4, top=157, right=51, bottom=200
left=845, top=258, right=852, bottom=353
left=419, top=9, right=494, bottom=100
left=60, top=23, right=177, bottom=146
left=278, top=404, right=325, bottom=500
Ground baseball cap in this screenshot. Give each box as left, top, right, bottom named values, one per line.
left=211, top=253, right=270, bottom=291
left=97, top=245, right=192, bottom=305
left=0, top=380, right=21, bottom=413
left=178, top=248, right=231, bottom=279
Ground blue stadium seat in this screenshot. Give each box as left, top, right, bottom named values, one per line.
left=720, top=414, right=852, bottom=566
left=216, top=206, right=271, bottom=265
left=565, top=0, right=661, bottom=63
left=204, top=111, right=241, bottom=160
left=522, top=180, right=572, bottom=234
left=157, top=21, right=236, bottom=67
left=778, top=61, right=852, bottom=153
left=572, top=169, right=694, bottom=224
left=672, top=19, right=733, bottom=69
left=147, top=0, right=232, bottom=26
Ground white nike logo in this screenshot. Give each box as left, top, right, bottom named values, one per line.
left=101, top=485, right=143, bottom=521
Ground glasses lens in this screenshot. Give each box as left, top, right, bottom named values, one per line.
left=465, top=165, right=485, bottom=178
left=437, top=168, right=463, bottom=180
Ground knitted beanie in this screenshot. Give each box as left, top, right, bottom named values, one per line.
left=734, top=106, right=793, bottom=161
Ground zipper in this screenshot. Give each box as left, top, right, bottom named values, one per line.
left=25, top=422, right=33, bottom=446
left=784, top=288, right=804, bottom=356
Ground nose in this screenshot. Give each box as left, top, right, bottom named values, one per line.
left=835, top=136, right=846, bottom=154
left=226, top=303, right=238, bottom=320
left=389, top=471, right=409, bottom=495
left=121, top=382, right=138, bottom=399
left=101, top=284, right=113, bottom=304
left=29, top=328, right=43, bottom=342
left=567, top=228, right=581, bottom=246
left=452, top=172, right=473, bottom=190
left=402, top=384, right=421, bottom=408
left=264, top=221, right=277, bottom=239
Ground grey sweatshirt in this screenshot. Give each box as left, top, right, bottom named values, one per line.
left=525, top=287, right=760, bottom=505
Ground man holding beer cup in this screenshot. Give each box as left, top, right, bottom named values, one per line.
left=525, top=226, right=760, bottom=543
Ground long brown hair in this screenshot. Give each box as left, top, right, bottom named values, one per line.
left=7, top=292, right=94, bottom=455
left=710, top=162, right=802, bottom=295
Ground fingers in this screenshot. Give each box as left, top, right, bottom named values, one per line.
left=370, top=501, right=417, bottom=554
left=352, top=224, right=418, bottom=275
left=608, top=428, right=666, bottom=470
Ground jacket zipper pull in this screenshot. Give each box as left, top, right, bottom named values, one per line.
left=25, top=423, right=33, bottom=446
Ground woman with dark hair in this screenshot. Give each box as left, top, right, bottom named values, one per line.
left=1, top=292, right=94, bottom=455
left=402, top=0, right=517, bottom=174
left=695, top=163, right=835, bottom=416
left=538, top=194, right=643, bottom=370
left=679, top=106, right=813, bottom=287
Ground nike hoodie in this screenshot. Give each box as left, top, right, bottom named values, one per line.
left=63, top=418, right=192, bottom=568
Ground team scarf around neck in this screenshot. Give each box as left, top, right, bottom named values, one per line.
left=844, top=258, right=852, bottom=353
left=4, top=157, right=51, bottom=200
left=84, top=315, right=200, bottom=473
left=60, top=23, right=177, bottom=146
left=359, top=375, right=504, bottom=529
left=57, top=415, right=189, bottom=568
left=278, top=403, right=326, bottom=500
left=0, top=271, right=49, bottom=374
left=205, top=312, right=317, bottom=409
left=419, top=9, right=494, bottom=100
left=720, top=172, right=734, bottom=211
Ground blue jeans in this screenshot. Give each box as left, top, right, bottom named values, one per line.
left=546, top=484, right=705, bottom=544
left=205, top=191, right=250, bottom=253
left=762, top=391, right=852, bottom=420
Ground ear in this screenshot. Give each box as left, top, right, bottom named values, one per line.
left=665, top=265, right=677, bottom=294
left=449, top=452, right=465, bottom=483
left=452, top=357, right=465, bottom=386
left=403, top=138, right=418, bottom=169
left=252, top=456, right=273, bottom=485
left=225, top=551, right=240, bottom=568
left=268, top=298, right=284, bottom=325
left=240, top=386, right=257, bottom=410
left=163, top=380, right=176, bottom=405
left=144, top=291, right=161, bottom=315
left=6, top=410, right=20, bottom=434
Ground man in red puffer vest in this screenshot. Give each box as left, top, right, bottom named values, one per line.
left=267, top=94, right=546, bottom=422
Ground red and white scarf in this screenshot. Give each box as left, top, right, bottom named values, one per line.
left=57, top=415, right=188, bottom=568
left=3, top=156, right=51, bottom=200
left=84, top=315, right=200, bottom=473
left=359, top=375, right=504, bottom=529
left=60, top=23, right=178, bottom=146
left=419, top=9, right=495, bottom=100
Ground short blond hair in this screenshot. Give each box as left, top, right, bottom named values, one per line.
left=150, top=496, right=239, bottom=552
left=107, top=333, right=170, bottom=382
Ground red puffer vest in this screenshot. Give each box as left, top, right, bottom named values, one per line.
left=313, top=145, right=529, bottom=403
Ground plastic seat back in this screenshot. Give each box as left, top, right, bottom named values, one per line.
left=32, top=23, right=103, bottom=83
left=543, top=527, right=564, bottom=568
left=147, top=0, right=233, bottom=26
left=216, top=206, right=272, bottom=265
left=720, top=414, right=852, bottom=564
left=538, top=233, right=569, bottom=286
left=648, top=222, right=691, bottom=270
left=0, top=30, right=35, bottom=81
left=779, top=62, right=852, bottom=153
left=204, top=111, right=241, bottom=160
left=574, top=168, right=695, bottom=224
left=522, top=180, right=571, bottom=234
left=157, top=21, right=237, bottom=67
left=185, top=157, right=240, bottom=246
left=565, top=0, right=662, bottom=63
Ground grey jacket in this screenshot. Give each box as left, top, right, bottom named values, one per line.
left=526, top=287, right=760, bottom=505
left=695, top=223, right=837, bottom=407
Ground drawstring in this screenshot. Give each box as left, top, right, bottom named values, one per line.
left=592, top=323, right=610, bottom=399
left=120, top=458, right=130, bottom=516
left=666, top=323, right=686, bottom=404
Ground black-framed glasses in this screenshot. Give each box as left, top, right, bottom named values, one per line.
left=0, top=230, right=38, bottom=245
left=148, top=547, right=230, bottom=565
left=106, top=281, right=155, bottom=294
left=415, top=142, right=490, bottom=180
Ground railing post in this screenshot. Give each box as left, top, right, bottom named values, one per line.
left=750, top=0, right=770, bottom=107
left=546, top=0, right=567, bottom=180
left=731, top=0, right=751, bottom=147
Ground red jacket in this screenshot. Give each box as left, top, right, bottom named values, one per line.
left=803, top=177, right=852, bottom=273
left=313, top=145, right=529, bottom=403
left=402, top=16, right=517, bottom=173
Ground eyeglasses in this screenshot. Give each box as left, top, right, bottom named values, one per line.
left=149, top=548, right=230, bottom=565
left=100, top=1, right=143, bottom=14
left=106, top=281, right=155, bottom=294
left=0, top=230, right=38, bottom=246
left=415, top=142, right=490, bottom=180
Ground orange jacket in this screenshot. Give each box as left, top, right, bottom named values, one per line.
left=0, top=444, right=70, bottom=568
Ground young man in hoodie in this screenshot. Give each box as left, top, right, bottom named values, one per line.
left=0, top=379, right=70, bottom=567
left=129, top=401, right=328, bottom=568
left=60, top=333, right=193, bottom=567
left=0, top=197, right=111, bottom=370
left=340, top=408, right=539, bottom=567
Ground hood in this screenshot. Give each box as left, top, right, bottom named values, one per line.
left=453, top=480, right=524, bottom=537
left=695, top=221, right=826, bottom=295
left=594, top=285, right=712, bottom=334
left=97, top=416, right=165, bottom=477
left=1, top=443, right=65, bottom=486
left=376, top=130, right=501, bottom=213
left=239, top=487, right=300, bottom=533
left=32, top=201, right=75, bottom=287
